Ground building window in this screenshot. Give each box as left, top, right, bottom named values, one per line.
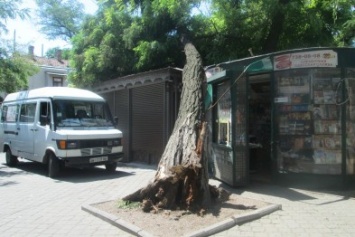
left=53, top=77, right=63, bottom=87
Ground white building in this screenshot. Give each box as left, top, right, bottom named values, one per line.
left=27, top=46, right=69, bottom=89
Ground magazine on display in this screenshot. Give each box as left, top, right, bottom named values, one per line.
left=314, top=90, right=336, bottom=104
left=279, top=104, right=309, bottom=112
left=279, top=111, right=312, bottom=135
left=279, top=135, right=312, bottom=151
left=280, top=111, right=311, bottom=121
left=313, top=105, right=338, bottom=120
left=312, top=135, right=341, bottom=150
left=313, top=76, right=340, bottom=104
left=313, top=149, right=342, bottom=164
left=279, top=121, right=312, bottom=135
left=314, top=120, right=341, bottom=134
left=278, top=75, right=309, bottom=86
left=313, top=77, right=340, bottom=91
left=291, top=93, right=310, bottom=104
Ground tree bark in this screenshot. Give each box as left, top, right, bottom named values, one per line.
left=123, top=40, right=213, bottom=211
left=262, top=0, right=291, bottom=53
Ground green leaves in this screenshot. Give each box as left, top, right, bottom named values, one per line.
left=0, top=0, right=29, bottom=35
left=70, top=0, right=355, bottom=87
left=0, top=53, right=39, bottom=93
left=35, top=0, right=86, bottom=41
left=0, top=0, right=38, bottom=93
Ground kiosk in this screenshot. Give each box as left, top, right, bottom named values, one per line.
left=207, top=47, right=355, bottom=187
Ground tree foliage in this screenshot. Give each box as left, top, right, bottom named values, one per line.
left=0, top=0, right=38, bottom=93
left=70, top=0, right=204, bottom=86
left=0, top=0, right=29, bottom=35
left=35, top=0, right=86, bottom=41
left=0, top=51, right=39, bottom=93
left=69, top=9, right=137, bottom=86
left=45, top=47, right=71, bottom=59
left=68, top=0, right=355, bottom=86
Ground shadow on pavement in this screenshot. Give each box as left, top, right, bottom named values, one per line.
left=214, top=178, right=355, bottom=202
left=215, top=180, right=317, bottom=202
left=0, top=160, right=135, bottom=184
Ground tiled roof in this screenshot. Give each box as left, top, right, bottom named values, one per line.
left=32, top=56, right=69, bottom=68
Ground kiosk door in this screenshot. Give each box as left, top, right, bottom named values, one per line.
left=248, top=74, right=272, bottom=181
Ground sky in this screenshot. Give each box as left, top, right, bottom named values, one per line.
left=4, top=0, right=98, bottom=57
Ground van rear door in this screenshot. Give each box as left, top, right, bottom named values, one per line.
left=1, top=103, right=20, bottom=155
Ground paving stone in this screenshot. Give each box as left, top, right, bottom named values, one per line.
left=1, top=153, right=355, bottom=237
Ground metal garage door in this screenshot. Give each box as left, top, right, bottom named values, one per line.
left=131, top=83, right=165, bottom=164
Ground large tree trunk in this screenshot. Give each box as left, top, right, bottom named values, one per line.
left=123, top=40, right=214, bottom=212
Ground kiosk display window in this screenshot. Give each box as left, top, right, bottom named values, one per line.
left=276, top=68, right=342, bottom=174
left=214, top=81, right=232, bottom=147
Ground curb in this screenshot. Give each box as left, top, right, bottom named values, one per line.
left=82, top=202, right=282, bottom=237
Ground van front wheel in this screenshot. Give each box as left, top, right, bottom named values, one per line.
left=48, top=153, right=60, bottom=178
left=5, top=149, right=18, bottom=167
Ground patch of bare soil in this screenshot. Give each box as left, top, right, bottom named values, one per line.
left=94, top=194, right=271, bottom=237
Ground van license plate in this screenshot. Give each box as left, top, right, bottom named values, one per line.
left=89, top=156, right=108, bottom=163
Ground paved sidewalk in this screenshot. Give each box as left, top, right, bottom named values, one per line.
left=1, top=153, right=355, bottom=237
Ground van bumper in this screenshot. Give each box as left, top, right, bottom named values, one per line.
left=59, top=152, right=124, bottom=168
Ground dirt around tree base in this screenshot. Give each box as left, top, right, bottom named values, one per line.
left=93, top=194, right=271, bottom=237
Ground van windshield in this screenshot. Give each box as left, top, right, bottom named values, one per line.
left=53, top=100, right=115, bottom=128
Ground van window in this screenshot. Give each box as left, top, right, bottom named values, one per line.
left=39, top=102, right=51, bottom=126
left=40, top=102, right=51, bottom=118
left=19, top=103, right=36, bottom=123
left=53, top=100, right=114, bottom=128
left=1, top=104, right=19, bottom=123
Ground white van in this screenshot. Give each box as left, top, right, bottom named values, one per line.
left=0, top=87, right=123, bottom=177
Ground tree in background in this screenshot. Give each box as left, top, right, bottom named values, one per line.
left=69, top=0, right=205, bottom=86
left=0, top=0, right=29, bottom=35
left=194, top=0, right=355, bottom=64
left=68, top=0, right=354, bottom=86
left=45, top=47, right=71, bottom=59
left=69, top=6, right=137, bottom=86
left=0, top=0, right=38, bottom=93
left=332, top=0, right=355, bottom=46
left=35, top=0, right=86, bottom=41
left=0, top=51, right=39, bottom=92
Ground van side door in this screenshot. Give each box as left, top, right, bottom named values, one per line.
left=17, top=102, right=37, bottom=159
left=33, top=101, right=52, bottom=162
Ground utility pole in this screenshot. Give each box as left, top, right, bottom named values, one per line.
left=13, top=29, right=16, bottom=52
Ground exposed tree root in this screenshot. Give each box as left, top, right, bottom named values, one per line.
left=122, top=165, right=230, bottom=214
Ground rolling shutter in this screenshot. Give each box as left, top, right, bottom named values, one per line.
left=131, top=83, right=165, bottom=164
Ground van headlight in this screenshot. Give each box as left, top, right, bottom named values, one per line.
left=57, top=140, right=79, bottom=149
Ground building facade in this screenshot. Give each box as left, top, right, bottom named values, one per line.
left=92, top=67, right=182, bottom=165
left=27, top=46, right=69, bottom=89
